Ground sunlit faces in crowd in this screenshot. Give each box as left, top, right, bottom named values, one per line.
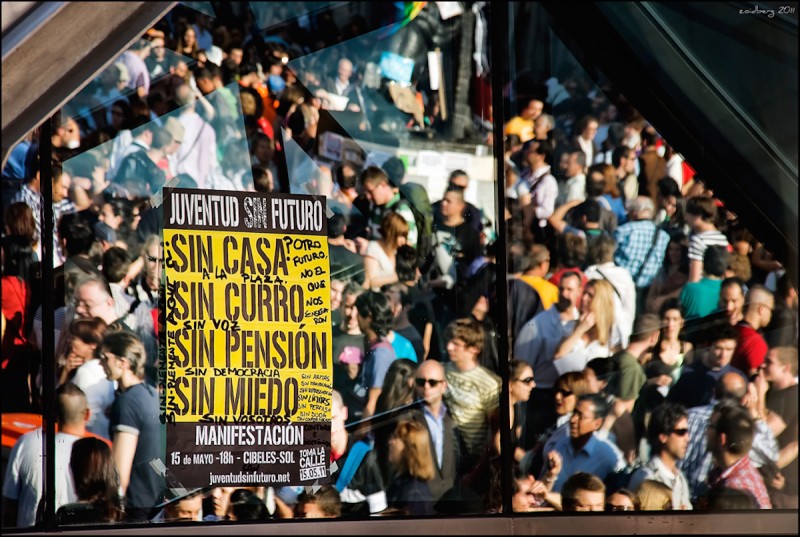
left=142, top=238, right=163, bottom=290
left=719, top=282, right=745, bottom=324
left=414, top=360, right=447, bottom=405
left=73, top=278, right=117, bottom=323
left=207, top=487, right=235, bottom=519
left=605, top=490, right=638, bottom=512
left=702, top=335, right=737, bottom=371
left=330, top=279, right=345, bottom=312
left=445, top=336, right=479, bottom=367
left=511, top=363, right=535, bottom=403
left=363, top=179, right=394, bottom=206
left=98, top=349, right=127, bottom=382
left=164, top=492, right=203, bottom=522
left=568, top=399, right=603, bottom=441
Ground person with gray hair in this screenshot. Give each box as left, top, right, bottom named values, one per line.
left=613, top=195, right=671, bottom=309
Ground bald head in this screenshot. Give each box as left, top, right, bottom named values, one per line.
left=337, top=58, right=353, bottom=83
left=415, top=359, right=447, bottom=406
left=57, top=383, right=89, bottom=427
left=418, top=359, right=445, bottom=379
left=745, top=285, right=774, bottom=312
left=715, top=371, right=747, bottom=402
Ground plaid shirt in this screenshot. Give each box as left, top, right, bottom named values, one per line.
left=679, top=403, right=779, bottom=501
left=707, top=455, right=772, bottom=508
left=613, top=220, right=670, bottom=287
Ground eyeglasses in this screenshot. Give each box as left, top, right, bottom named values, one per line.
left=515, top=377, right=535, bottom=384
left=606, top=504, right=635, bottom=512
left=556, top=388, right=573, bottom=397
left=671, top=428, right=689, bottom=436
left=415, top=378, right=444, bottom=388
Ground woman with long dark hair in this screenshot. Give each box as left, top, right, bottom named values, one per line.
left=58, top=437, right=124, bottom=524
left=374, top=358, right=418, bottom=482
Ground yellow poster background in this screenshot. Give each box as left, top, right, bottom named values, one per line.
left=163, top=228, right=332, bottom=424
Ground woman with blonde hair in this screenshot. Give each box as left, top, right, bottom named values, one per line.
left=637, top=479, right=673, bottom=511
left=386, top=420, right=435, bottom=515
left=553, top=279, right=617, bottom=374
left=363, top=211, right=409, bottom=291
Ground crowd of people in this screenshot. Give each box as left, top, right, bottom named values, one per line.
left=1, top=2, right=797, bottom=528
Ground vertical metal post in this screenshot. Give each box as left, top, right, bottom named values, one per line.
left=39, top=116, right=56, bottom=529
left=489, top=0, right=512, bottom=516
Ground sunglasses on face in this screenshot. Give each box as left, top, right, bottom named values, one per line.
left=415, top=378, right=444, bottom=388
left=671, top=428, right=689, bottom=436
left=515, top=377, right=535, bottom=384
left=556, top=388, right=573, bottom=397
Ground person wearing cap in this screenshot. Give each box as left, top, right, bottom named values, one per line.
left=93, top=222, right=117, bottom=252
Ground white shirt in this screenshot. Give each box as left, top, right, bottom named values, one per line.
left=558, top=173, right=586, bottom=207
left=72, top=359, right=117, bottom=439
left=629, top=456, right=693, bottom=510
left=2, top=429, right=80, bottom=527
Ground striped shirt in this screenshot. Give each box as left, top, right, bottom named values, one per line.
left=688, top=229, right=730, bottom=262
left=443, top=363, right=500, bottom=466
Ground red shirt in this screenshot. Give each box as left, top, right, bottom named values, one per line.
left=732, top=321, right=768, bottom=373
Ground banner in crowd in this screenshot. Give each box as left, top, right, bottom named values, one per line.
left=161, top=188, right=331, bottom=488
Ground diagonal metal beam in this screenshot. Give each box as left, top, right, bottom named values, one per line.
left=1, top=1, right=176, bottom=167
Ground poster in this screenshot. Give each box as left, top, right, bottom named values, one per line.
left=161, top=188, right=332, bottom=488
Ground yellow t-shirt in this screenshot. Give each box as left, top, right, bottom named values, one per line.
left=504, top=116, right=534, bottom=143
left=518, top=275, right=559, bottom=311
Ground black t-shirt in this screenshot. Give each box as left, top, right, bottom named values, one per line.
left=405, top=284, right=443, bottom=361
left=766, top=384, right=799, bottom=494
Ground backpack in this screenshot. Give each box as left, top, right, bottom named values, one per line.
left=398, top=182, right=435, bottom=268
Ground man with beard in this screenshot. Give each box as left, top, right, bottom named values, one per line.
left=514, top=270, right=583, bottom=449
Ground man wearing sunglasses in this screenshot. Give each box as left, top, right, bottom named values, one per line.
left=628, top=403, right=692, bottom=510
left=410, top=359, right=459, bottom=501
